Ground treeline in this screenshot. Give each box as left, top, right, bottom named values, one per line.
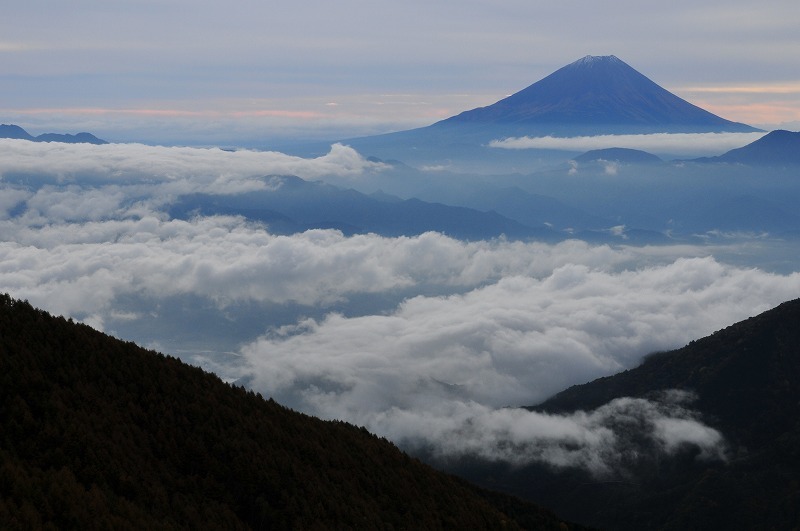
left=0, top=294, right=579, bottom=530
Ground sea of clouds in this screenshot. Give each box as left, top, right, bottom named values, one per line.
left=2, top=139, right=798, bottom=475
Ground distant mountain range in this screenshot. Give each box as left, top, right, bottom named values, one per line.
left=447, top=299, right=800, bottom=530
left=694, top=129, right=800, bottom=165
left=0, top=294, right=583, bottom=530
left=163, top=161, right=800, bottom=243
left=0, top=123, right=107, bottom=144
left=169, top=174, right=559, bottom=241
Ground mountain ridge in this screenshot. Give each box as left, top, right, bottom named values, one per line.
left=168, top=174, right=559, bottom=241
left=693, top=129, right=800, bottom=165
left=0, top=123, right=107, bottom=144
left=446, top=299, right=800, bottom=530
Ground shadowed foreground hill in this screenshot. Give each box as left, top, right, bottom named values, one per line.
left=453, top=299, right=800, bottom=530
left=0, top=295, right=578, bottom=530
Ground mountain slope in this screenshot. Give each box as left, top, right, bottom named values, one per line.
left=694, top=129, right=800, bottom=165
left=451, top=299, right=800, bottom=530
left=539, top=298, right=800, bottom=441
left=169, top=175, right=556, bottom=240
left=438, top=56, right=757, bottom=135
left=0, top=124, right=35, bottom=141
left=0, top=294, right=580, bottom=530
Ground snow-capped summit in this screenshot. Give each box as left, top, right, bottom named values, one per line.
left=574, top=55, right=621, bottom=66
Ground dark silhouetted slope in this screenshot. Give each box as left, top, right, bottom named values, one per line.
left=694, top=129, right=800, bottom=165
left=451, top=299, right=800, bottom=530
left=539, top=299, right=800, bottom=448
left=0, top=294, right=581, bottom=530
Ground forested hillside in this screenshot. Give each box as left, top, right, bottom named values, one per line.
left=452, top=299, right=800, bottom=530
left=0, top=294, right=578, bottom=530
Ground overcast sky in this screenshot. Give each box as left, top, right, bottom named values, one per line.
left=3, top=0, right=799, bottom=145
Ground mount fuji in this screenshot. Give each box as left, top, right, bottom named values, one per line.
left=341, top=55, right=761, bottom=167
left=435, top=55, right=758, bottom=135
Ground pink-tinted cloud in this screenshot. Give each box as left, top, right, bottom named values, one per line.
left=6, top=107, right=325, bottom=120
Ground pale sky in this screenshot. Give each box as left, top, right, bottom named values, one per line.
left=3, top=0, right=799, bottom=145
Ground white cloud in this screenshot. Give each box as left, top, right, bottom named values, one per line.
left=237, top=252, right=798, bottom=471
left=601, top=159, right=619, bottom=175
left=0, top=140, right=386, bottom=192
left=0, top=219, right=637, bottom=320
left=368, top=391, right=726, bottom=476
left=242, top=256, right=798, bottom=412
left=489, top=132, right=768, bottom=156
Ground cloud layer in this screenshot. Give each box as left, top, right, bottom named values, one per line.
left=2, top=138, right=798, bottom=474
left=489, top=132, right=768, bottom=156
left=0, top=215, right=643, bottom=324
left=241, top=255, right=798, bottom=411
left=0, top=139, right=385, bottom=193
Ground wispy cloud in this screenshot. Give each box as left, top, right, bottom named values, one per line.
left=0, top=140, right=386, bottom=191
left=0, top=41, right=45, bottom=52
left=7, top=107, right=327, bottom=120
left=677, top=83, right=800, bottom=94
left=370, top=391, right=726, bottom=476
left=488, top=132, right=767, bottom=156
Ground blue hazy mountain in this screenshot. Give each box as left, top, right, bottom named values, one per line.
left=341, top=56, right=760, bottom=167
left=168, top=175, right=558, bottom=240
left=574, top=147, right=662, bottom=164
left=35, top=132, right=108, bottom=144
left=694, top=129, right=800, bottom=165
left=0, top=124, right=35, bottom=140
left=412, top=183, right=608, bottom=232
left=436, top=56, right=758, bottom=134
left=0, top=123, right=107, bottom=144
